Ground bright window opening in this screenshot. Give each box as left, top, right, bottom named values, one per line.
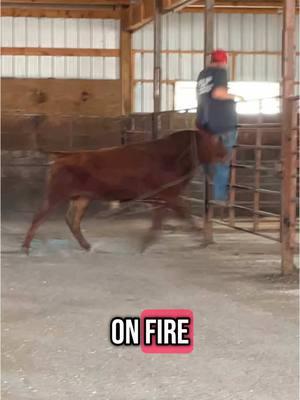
left=228, top=82, right=280, bottom=114
left=174, top=81, right=198, bottom=112
left=174, top=81, right=280, bottom=114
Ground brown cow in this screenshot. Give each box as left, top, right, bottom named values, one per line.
left=23, top=129, right=226, bottom=253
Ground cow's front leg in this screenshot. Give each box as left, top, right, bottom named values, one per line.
left=140, top=206, right=165, bottom=253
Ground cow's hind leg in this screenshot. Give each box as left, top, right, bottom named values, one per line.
left=65, top=197, right=91, bottom=251
left=140, top=206, right=165, bottom=253
left=22, top=200, right=57, bottom=254
left=65, top=199, right=76, bottom=231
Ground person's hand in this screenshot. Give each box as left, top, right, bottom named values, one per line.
left=235, top=95, right=245, bottom=102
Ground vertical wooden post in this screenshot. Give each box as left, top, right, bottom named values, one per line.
left=120, top=9, right=132, bottom=115
left=203, top=0, right=215, bottom=244
left=281, top=0, right=297, bottom=274
left=204, top=0, right=214, bottom=66
left=231, top=52, right=237, bottom=81
left=153, top=0, right=161, bottom=139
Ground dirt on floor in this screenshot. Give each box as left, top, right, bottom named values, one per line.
left=1, top=215, right=299, bottom=400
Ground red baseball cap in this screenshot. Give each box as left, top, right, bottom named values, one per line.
left=211, top=49, right=228, bottom=64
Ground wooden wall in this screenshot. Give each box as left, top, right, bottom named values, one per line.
left=2, top=113, right=127, bottom=214
left=1, top=77, right=127, bottom=214
left=2, top=113, right=126, bottom=151
left=2, top=78, right=122, bottom=116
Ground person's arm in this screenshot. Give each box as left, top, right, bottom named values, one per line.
left=212, top=87, right=236, bottom=101
left=212, top=87, right=244, bottom=101
left=211, top=68, right=244, bottom=101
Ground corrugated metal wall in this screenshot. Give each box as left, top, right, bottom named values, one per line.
left=133, top=13, right=300, bottom=112
left=1, top=17, right=120, bottom=79
left=1, top=13, right=299, bottom=111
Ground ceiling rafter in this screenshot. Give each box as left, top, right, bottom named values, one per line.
left=124, top=0, right=197, bottom=31
left=161, top=0, right=199, bottom=12
left=0, top=6, right=121, bottom=18
left=1, top=0, right=299, bottom=25
left=123, top=0, right=155, bottom=32
left=2, top=0, right=130, bottom=5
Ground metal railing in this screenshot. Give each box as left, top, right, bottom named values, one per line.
left=213, top=119, right=282, bottom=242
left=124, top=104, right=299, bottom=255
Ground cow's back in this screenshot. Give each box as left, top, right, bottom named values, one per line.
left=46, top=131, right=193, bottom=201
left=50, top=131, right=190, bottom=174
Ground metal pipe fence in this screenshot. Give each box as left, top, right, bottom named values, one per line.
left=124, top=103, right=299, bottom=263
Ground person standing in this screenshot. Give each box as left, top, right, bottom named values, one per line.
left=196, top=49, right=242, bottom=203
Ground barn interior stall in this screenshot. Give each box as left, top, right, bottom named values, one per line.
left=1, top=1, right=299, bottom=399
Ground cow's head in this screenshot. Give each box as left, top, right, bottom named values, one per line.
left=195, top=130, right=228, bottom=164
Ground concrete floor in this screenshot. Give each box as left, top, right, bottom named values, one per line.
left=2, top=216, right=299, bottom=400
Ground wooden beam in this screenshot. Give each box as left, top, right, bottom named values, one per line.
left=153, top=0, right=162, bottom=139
left=181, top=6, right=287, bottom=13
left=135, top=79, right=300, bottom=84
left=203, top=0, right=214, bottom=244
left=0, top=7, right=121, bottom=18
left=124, top=0, right=155, bottom=32
left=183, top=0, right=299, bottom=13
left=204, top=0, right=214, bottom=67
left=120, top=8, right=132, bottom=115
left=133, top=49, right=285, bottom=55
left=2, top=0, right=129, bottom=4
left=280, top=0, right=297, bottom=274
left=134, top=79, right=177, bottom=83
left=124, top=0, right=196, bottom=32
left=162, top=0, right=198, bottom=12
left=1, top=47, right=120, bottom=57
left=189, top=0, right=284, bottom=7
left=2, top=78, right=123, bottom=117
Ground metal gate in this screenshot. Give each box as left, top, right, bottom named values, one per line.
left=125, top=104, right=299, bottom=272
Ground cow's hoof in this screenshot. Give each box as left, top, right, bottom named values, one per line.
left=22, top=245, right=30, bottom=255
left=200, top=239, right=215, bottom=248
left=81, top=242, right=91, bottom=251
left=140, top=231, right=158, bottom=254
left=140, top=242, right=148, bottom=254
left=191, top=228, right=203, bottom=236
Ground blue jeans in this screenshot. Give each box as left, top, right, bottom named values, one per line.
left=205, top=130, right=237, bottom=201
